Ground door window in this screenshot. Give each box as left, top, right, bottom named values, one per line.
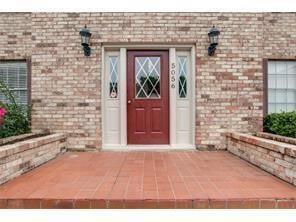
left=135, top=56, right=161, bottom=98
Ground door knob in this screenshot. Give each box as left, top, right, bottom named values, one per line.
left=127, top=100, right=131, bottom=104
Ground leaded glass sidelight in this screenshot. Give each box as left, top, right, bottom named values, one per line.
left=109, top=56, right=119, bottom=98
left=135, top=57, right=161, bottom=98
left=178, top=56, right=188, bottom=98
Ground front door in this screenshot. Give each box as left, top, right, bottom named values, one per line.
left=127, top=51, right=169, bottom=144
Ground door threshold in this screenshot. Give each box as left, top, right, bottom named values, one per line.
left=102, top=144, right=196, bottom=151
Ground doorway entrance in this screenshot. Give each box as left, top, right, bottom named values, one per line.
left=102, top=45, right=195, bottom=150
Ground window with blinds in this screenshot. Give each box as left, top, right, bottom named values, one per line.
left=0, top=62, right=28, bottom=105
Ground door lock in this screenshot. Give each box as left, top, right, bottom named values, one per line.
left=127, top=100, right=131, bottom=104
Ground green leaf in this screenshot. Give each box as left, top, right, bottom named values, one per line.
left=0, top=80, right=31, bottom=138
left=264, top=111, right=296, bottom=138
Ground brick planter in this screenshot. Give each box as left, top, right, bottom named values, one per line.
left=226, top=132, right=296, bottom=186
left=0, top=133, right=67, bottom=185
left=256, top=132, right=296, bottom=146
left=0, top=131, right=50, bottom=146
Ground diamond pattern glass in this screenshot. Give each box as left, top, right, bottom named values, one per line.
left=109, top=56, right=118, bottom=98
left=178, top=56, right=187, bottom=98
left=135, top=57, right=161, bottom=98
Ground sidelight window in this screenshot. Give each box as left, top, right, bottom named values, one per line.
left=109, top=56, right=119, bottom=98
left=177, top=56, right=188, bottom=98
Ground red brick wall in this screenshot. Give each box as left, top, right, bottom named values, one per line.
left=0, top=12, right=295, bottom=150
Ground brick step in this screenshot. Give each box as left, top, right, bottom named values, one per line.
left=1, top=152, right=295, bottom=209
left=0, top=197, right=295, bottom=209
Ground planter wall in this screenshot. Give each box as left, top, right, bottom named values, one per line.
left=0, top=133, right=66, bottom=185
left=256, top=132, right=296, bottom=146
left=226, top=132, right=296, bottom=186
left=0, top=131, right=49, bottom=146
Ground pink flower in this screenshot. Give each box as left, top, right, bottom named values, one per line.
left=0, top=108, right=7, bottom=118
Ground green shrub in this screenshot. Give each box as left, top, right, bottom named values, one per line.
left=263, top=111, right=296, bottom=138
left=0, top=80, right=31, bottom=138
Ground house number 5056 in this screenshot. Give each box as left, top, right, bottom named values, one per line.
left=171, top=62, right=176, bottom=89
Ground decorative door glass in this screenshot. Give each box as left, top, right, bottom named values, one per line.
left=178, top=56, right=188, bottom=98
left=109, top=56, right=119, bottom=98
left=135, top=56, right=161, bottom=98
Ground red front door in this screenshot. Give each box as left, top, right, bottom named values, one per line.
left=127, top=50, right=169, bottom=144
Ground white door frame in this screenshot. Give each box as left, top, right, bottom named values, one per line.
left=102, top=44, right=196, bottom=150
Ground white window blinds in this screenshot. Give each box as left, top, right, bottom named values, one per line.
left=0, top=62, right=28, bottom=105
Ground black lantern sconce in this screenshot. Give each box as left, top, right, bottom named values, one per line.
left=79, top=25, right=92, bottom=56
left=208, top=25, right=220, bottom=56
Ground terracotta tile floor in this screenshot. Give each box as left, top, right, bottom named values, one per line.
left=0, top=151, right=295, bottom=209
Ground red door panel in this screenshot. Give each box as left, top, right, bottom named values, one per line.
left=151, top=108, right=162, bottom=133
left=135, top=108, right=146, bottom=133
left=127, top=50, right=169, bottom=144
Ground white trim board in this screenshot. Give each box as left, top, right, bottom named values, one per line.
left=102, top=45, right=196, bottom=150
left=103, top=144, right=196, bottom=151
left=103, top=44, right=194, bottom=50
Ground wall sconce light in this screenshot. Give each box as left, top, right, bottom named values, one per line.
left=208, top=25, right=220, bottom=56
left=79, top=25, right=92, bottom=56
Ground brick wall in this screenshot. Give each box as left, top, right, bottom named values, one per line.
left=226, top=132, right=296, bottom=186
left=0, top=134, right=66, bottom=185
left=263, top=13, right=296, bottom=59
left=0, top=13, right=31, bottom=60
left=0, top=12, right=295, bottom=150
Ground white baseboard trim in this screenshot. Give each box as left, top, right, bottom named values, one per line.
left=102, top=144, right=196, bottom=151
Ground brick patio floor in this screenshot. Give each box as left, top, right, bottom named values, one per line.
left=0, top=151, right=295, bottom=209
